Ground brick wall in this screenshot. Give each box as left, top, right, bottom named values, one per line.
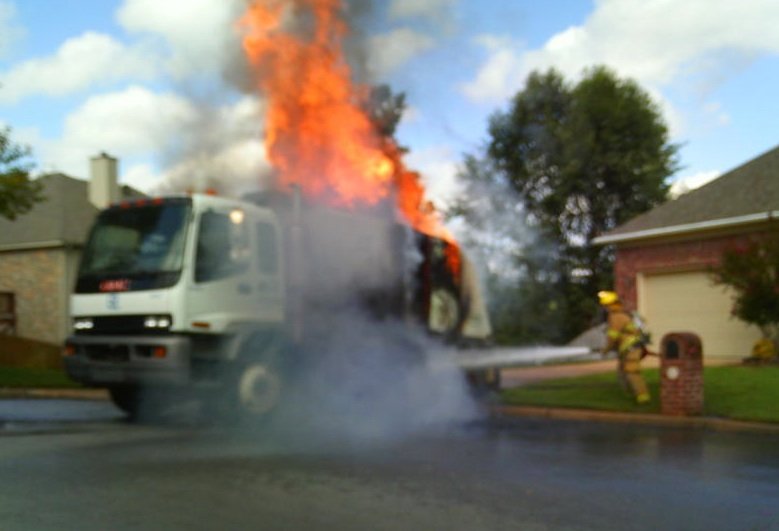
left=614, top=232, right=757, bottom=310
left=0, top=248, right=66, bottom=344
left=660, top=332, right=704, bottom=416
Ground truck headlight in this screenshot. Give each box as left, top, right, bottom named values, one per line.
left=73, top=317, right=94, bottom=331
left=144, top=315, right=172, bottom=329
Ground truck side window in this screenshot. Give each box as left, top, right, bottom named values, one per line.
left=256, top=222, right=279, bottom=274
left=195, top=211, right=250, bottom=283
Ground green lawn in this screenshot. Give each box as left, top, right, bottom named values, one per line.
left=0, top=366, right=82, bottom=389
left=502, top=365, right=779, bottom=423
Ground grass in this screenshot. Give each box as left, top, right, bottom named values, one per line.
left=502, top=365, right=779, bottom=423
left=0, top=366, right=82, bottom=389
left=703, top=366, right=779, bottom=423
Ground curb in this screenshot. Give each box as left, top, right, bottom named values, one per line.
left=0, top=388, right=108, bottom=400
left=492, top=405, right=779, bottom=435
left=3, top=388, right=778, bottom=435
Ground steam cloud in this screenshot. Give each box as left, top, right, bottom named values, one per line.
left=264, top=314, right=480, bottom=449
left=448, top=158, right=537, bottom=283
left=225, top=196, right=484, bottom=449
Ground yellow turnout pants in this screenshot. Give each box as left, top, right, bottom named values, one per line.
left=618, top=346, right=649, bottom=403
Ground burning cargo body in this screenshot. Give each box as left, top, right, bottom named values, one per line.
left=63, top=187, right=493, bottom=419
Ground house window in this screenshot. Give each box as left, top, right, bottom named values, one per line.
left=0, top=292, right=16, bottom=335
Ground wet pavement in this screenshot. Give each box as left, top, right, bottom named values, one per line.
left=0, top=398, right=122, bottom=424
left=0, top=398, right=778, bottom=530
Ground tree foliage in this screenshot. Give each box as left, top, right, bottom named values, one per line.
left=0, top=127, right=41, bottom=220
left=711, top=233, right=779, bottom=342
left=453, top=66, right=678, bottom=343
left=364, top=84, right=407, bottom=141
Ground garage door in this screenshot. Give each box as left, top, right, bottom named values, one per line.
left=641, top=270, right=760, bottom=360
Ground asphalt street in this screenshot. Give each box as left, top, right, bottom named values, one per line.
left=0, top=398, right=778, bottom=530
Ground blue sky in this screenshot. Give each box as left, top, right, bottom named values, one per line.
left=1, top=0, right=778, bottom=202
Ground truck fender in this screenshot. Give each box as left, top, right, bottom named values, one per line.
left=221, top=325, right=285, bottom=363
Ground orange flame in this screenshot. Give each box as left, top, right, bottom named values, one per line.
left=239, top=0, right=457, bottom=248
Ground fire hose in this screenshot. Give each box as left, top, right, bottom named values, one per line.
left=451, top=346, right=601, bottom=371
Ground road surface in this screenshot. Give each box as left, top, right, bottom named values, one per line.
left=0, top=398, right=778, bottom=530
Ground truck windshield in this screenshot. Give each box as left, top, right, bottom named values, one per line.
left=76, top=200, right=191, bottom=293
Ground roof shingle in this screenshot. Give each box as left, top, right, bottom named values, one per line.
left=601, top=144, right=779, bottom=239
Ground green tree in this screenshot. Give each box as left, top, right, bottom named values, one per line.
left=0, top=126, right=41, bottom=220
left=711, top=233, right=779, bottom=346
left=454, top=66, right=678, bottom=342
left=365, top=84, right=407, bottom=141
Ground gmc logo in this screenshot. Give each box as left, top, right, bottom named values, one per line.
left=99, top=279, right=130, bottom=292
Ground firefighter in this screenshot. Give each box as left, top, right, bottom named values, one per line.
left=598, top=291, right=650, bottom=404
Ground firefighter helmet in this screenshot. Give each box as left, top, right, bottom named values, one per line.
left=598, top=290, right=620, bottom=306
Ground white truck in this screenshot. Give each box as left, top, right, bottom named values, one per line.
left=63, top=188, right=494, bottom=419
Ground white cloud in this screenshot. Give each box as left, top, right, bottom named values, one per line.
left=32, top=86, right=197, bottom=179
left=59, top=86, right=197, bottom=159
left=703, top=101, right=731, bottom=126
left=461, top=0, right=779, bottom=107
left=117, top=0, right=245, bottom=79
left=122, top=162, right=160, bottom=191
left=460, top=35, right=524, bottom=103
left=0, top=1, right=24, bottom=58
left=2, top=0, right=267, bottom=195
left=0, top=32, right=157, bottom=103
left=0, top=0, right=250, bottom=103
left=368, top=27, right=436, bottom=77
left=30, top=85, right=268, bottom=194
left=399, top=105, right=420, bottom=125
left=389, top=0, right=457, bottom=23
left=669, top=170, right=721, bottom=197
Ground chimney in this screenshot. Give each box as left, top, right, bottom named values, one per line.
left=89, top=152, right=119, bottom=209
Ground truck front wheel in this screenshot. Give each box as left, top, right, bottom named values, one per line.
left=108, top=385, right=141, bottom=418
left=235, top=362, right=283, bottom=418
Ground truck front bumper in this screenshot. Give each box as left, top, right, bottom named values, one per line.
left=63, top=334, right=191, bottom=387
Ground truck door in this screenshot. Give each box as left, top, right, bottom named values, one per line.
left=186, top=208, right=258, bottom=327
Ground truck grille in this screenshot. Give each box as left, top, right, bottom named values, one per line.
left=84, top=344, right=130, bottom=362
left=74, top=315, right=170, bottom=336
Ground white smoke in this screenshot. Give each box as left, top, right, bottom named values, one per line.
left=152, top=95, right=273, bottom=196
left=264, top=314, right=480, bottom=450
left=448, top=157, right=538, bottom=283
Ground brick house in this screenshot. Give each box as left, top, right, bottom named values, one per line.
left=0, top=154, right=140, bottom=344
left=594, top=145, right=779, bottom=359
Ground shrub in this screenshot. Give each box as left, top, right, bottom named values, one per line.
left=711, top=231, right=779, bottom=347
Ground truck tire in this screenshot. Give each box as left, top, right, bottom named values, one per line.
left=108, top=385, right=141, bottom=419
left=109, top=385, right=177, bottom=421
left=233, top=360, right=283, bottom=419
left=200, top=337, right=286, bottom=425
left=428, top=288, right=462, bottom=337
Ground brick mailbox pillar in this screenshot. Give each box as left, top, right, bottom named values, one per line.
left=660, top=332, right=704, bottom=416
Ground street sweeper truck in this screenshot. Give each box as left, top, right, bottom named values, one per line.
left=63, top=188, right=494, bottom=418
